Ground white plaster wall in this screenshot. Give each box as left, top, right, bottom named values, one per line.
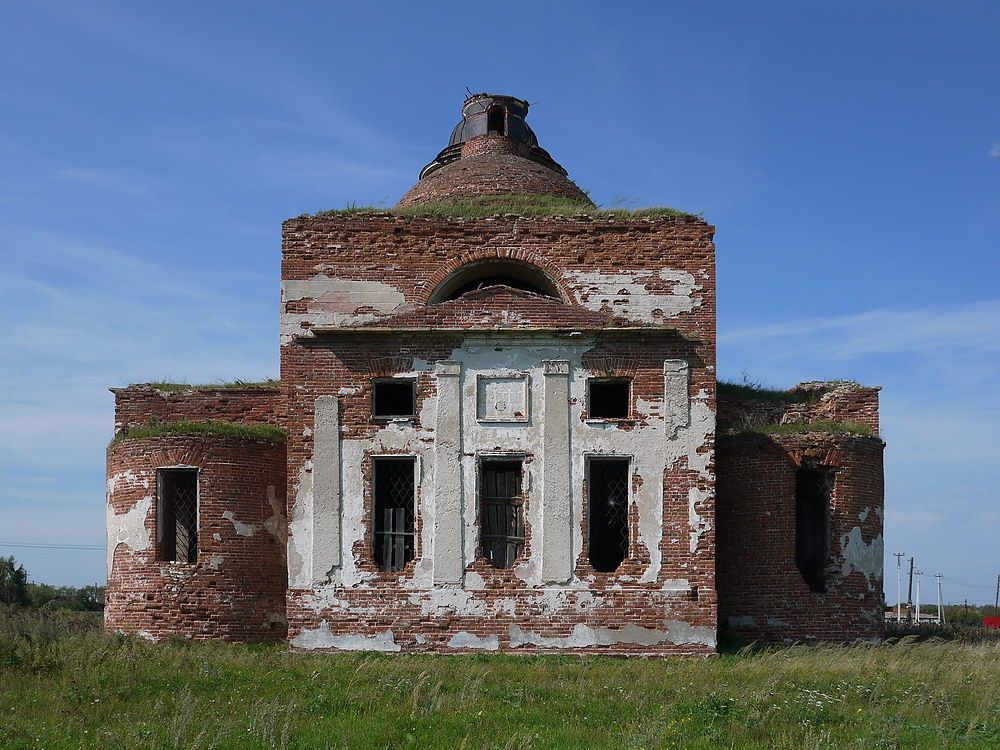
left=289, top=335, right=716, bottom=627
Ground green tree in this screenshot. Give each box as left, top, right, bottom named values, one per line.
left=0, top=556, right=29, bottom=606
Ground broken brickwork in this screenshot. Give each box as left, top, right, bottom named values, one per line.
left=716, top=386, right=885, bottom=643
left=104, top=92, right=885, bottom=652
left=105, top=435, right=287, bottom=641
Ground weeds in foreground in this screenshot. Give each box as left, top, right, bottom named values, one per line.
left=1, top=608, right=998, bottom=749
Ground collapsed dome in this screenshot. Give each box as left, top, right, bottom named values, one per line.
left=396, top=93, right=593, bottom=207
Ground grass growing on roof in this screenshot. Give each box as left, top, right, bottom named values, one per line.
left=717, top=379, right=828, bottom=405
left=312, top=194, right=695, bottom=219
left=2, top=607, right=998, bottom=749
left=719, top=420, right=877, bottom=440
left=114, top=420, right=286, bottom=443
left=136, top=379, right=280, bottom=392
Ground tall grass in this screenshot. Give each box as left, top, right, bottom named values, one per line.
left=1, top=607, right=997, bottom=749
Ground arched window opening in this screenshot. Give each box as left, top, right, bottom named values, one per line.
left=427, top=259, right=564, bottom=304
left=487, top=105, right=506, bottom=136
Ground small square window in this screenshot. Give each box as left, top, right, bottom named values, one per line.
left=372, top=378, right=416, bottom=418
left=587, top=379, right=630, bottom=419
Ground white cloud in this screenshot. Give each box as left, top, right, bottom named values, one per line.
left=720, top=300, right=1000, bottom=359
left=53, top=168, right=146, bottom=196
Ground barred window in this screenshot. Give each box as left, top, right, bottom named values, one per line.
left=588, top=458, right=630, bottom=572
left=479, top=460, right=525, bottom=569
left=372, top=458, right=416, bottom=572
left=157, top=468, right=198, bottom=563
left=795, top=462, right=833, bottom=593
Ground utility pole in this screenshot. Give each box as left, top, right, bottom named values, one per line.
left=915, top=570, right=923, bottom=625
left=995, top=574, right=999, bottom=615
left=907, top=557, right=915, bottom=622
left=894, top=553, right=905, bottom=622
left=964, top=599, right=969, bottom=623
left=935, top=573, right=944, bottom=625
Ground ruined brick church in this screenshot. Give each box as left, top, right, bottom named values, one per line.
left=106, top=94, right=885, bottom=654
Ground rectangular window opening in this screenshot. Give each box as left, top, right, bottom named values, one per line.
left=587, top=378, right=630, bottom=419
left=157, top=468, right=198, bottom=563
left=795, top=463, right=834, bottom=594
left=372, top=457, right=416, bottom=572
left=372, top=378, right=416, bottom=418
left=588, top=458, right=630, bottom=572
left=479, top=459, right=525, bottom=569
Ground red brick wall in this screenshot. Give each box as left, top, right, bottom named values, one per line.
left=280, top=214, right=717, bottom=655
left=111, top=386, right=284, bottom=432
left=105, top=436, right=287, bottom=642
left=718, top=382, right=880, bottom=435
left=281, top=213, right=715, bottom=340
left=716, top=432, right=885, bottom=643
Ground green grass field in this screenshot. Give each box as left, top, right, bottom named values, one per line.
left=1, top=608, right=997, bottom=749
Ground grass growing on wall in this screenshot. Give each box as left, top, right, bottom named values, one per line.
left=114, top=420, right=287, bottom=443
left=135, top=379, right=280, bottom=392
left=312, top=194, right=695, bottom=219
left=2, top=607, right=998, bottom=749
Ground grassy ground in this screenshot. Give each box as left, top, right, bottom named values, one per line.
left=1, top=609, right=997, bottom=749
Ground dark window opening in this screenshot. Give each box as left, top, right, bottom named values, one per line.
left=588, top=458, right=630, bottom=572
left=372, top=458, right=416, bottom=572
left=445, top=275, right=549, bottom=301
left=588, top=379, right=630, bottom=419
left=157, top=468, right=198, bottom=563
left=487, top=105, right=506, bottom=136
left=372, top=378, right=416, bottom=418
left=479, top=460, right=525, bottom=569
left=795, top=463, right=834, bottom=593
left=428, top=259, right=564, bottom=304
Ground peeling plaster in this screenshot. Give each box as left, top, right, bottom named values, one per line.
left=290, top=621, right=400, bottom=652
left=565, top=268, right=702, bottom=324
left=280, top=276, right=407, bottom=343
left=222, top=511, right=257, bottom=537
left=106, top=495, right=152, bottom=575
left=448, top=631, right=500, bottom=650
left=294, top=336, right=715, bottom=627
left=510, top=620, right=714, bottom=649
left=263, top=485, right=286, bottom=543
left=688, top=487, right=712, bottom=553
left=840, top=527, right=883, bottom=590
left=728, top=615, right=756, bottom=628
left=207, top=554, right=224, bottom=570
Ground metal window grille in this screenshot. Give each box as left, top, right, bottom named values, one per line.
left=157, top=469, right=198, bottom=563
left=588, top=459, right=630, bottom=572
left=479, top=460, right=525, bottom=569
left=795, top=463, right=834, bottom=593
left=372, top=458, right=416, bottom=572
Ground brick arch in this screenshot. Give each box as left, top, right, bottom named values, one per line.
left=416, top=248, right=572, bottom=305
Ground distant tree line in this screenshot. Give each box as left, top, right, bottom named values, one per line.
left=0, top=556, right=104, bottom=611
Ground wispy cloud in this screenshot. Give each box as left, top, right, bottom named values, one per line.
left=991, top=143, right=1000, bottom=159
left=53, top=168, right=147, bottom=196
left=720, top=300, right=1000, bottom=359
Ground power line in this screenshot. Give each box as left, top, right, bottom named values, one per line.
left=0, top=541, right=104, bottom=551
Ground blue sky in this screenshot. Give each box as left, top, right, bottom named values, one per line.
left=1, top=1, right=997, bottom=603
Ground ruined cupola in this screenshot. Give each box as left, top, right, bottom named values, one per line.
left=396, top=93, right=593, bottom=207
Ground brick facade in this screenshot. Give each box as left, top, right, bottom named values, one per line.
left=105, top=436, right=287, bottom=642
left=716, top=432, right=885, bottom=643
left=104, top=91, right=885, bottom=652
left=111, top=385, right=284, bottom=432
